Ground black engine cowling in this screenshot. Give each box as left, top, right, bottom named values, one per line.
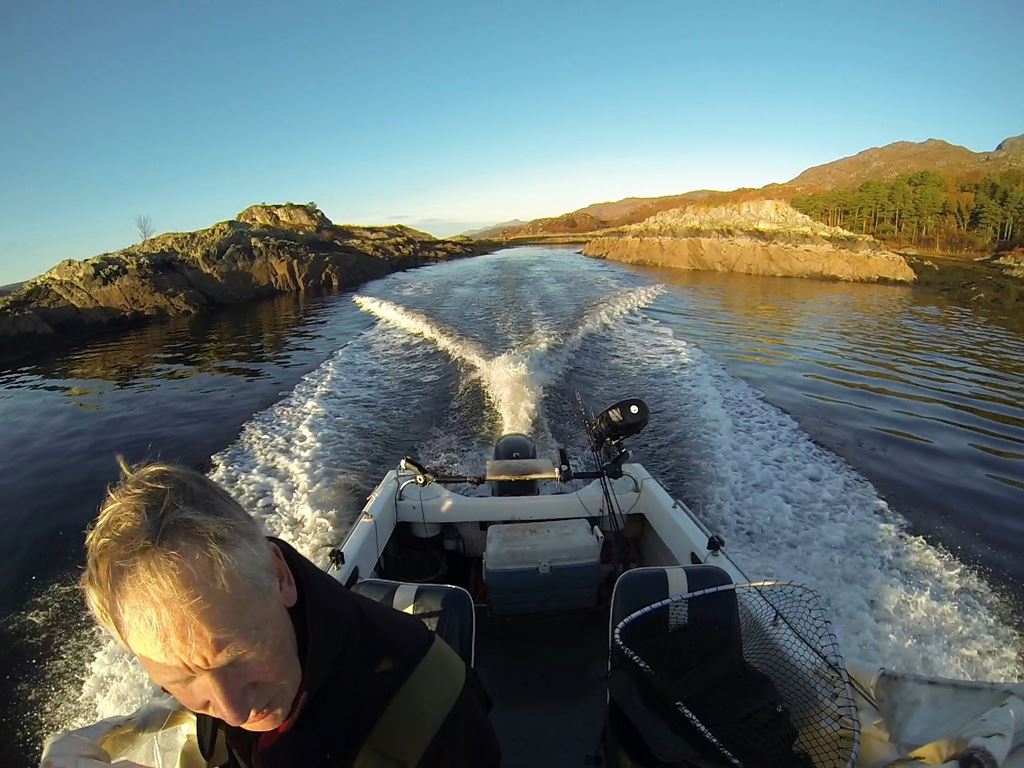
left=591, top=398, right=649, bottom=450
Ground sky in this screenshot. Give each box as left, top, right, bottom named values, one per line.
left=1, top=0, right=1022, bottom=284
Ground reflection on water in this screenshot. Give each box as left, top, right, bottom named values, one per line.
left=0, top=289, right=343, bottom=394
left=635, top=266, right=1024, bottom=591
left=0, top=288, right=370, bottom=617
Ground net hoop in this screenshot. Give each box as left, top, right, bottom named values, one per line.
left=613, top=580, right=861, bottom=768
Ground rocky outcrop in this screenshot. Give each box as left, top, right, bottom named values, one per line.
left=992, top=248, right=1024, bottom=279
left=905, top=251, right=1024, bottom=308
left=0, top=204, right=496, bottom=357
left=237, top=203, right=331, bottom=231
left=582, top=200, right=916, bottom=283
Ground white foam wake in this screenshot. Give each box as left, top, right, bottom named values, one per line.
left=208, top=324, right=454, bottom=563
left=352, top=296, right=492, bottom=374
left=354, top=286, right=663, bottom=435
left=581, top=315, right=1023, bottom=681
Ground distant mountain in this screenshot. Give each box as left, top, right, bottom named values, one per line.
left=0, top=281, right=26, bottom=297
left=786, top=135, right=1024, bottom=192
left=501, top=191, right=725, bottom=237
left=461, top=220, right=528, bottom=238
left=479, top=134, right=1024, bottom=239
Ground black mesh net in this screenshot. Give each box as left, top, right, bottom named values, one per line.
left=613, top=582, right=860, bottom=768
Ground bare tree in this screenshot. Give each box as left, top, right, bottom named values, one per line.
left=134, top=214, right=154, bottom=242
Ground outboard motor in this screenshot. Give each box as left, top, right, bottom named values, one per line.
left=590, top=398, right=649, bottom=451
left=492, top=433, right=539, bottom=496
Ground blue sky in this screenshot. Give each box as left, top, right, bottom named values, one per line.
left=1, top=0, right=1022, bottom=284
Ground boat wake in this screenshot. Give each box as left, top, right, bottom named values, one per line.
left=566, top=312, right=1023, bottom=680
left=354, top=286, right=663, bottom=436
left=60, top=248, right=1022, bottom=737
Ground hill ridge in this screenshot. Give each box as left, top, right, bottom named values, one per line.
left=485, top=134, right=1024, bottom=239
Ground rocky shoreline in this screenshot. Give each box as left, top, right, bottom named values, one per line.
left=580, top=201, right=917, bottom=283
left=904, top=248, right=1024, bottom=307
left=0, top=204, right=498, bottom=360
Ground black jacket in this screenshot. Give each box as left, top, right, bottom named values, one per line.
left=205, top=538, right=500, bottom=767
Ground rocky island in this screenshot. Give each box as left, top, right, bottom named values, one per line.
left=0, top=203, right=497, bottom=359
left=582, top=200, right=917, bottom=283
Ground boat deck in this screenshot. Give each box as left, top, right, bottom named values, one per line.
left=475, top=604, right=609, bottom=768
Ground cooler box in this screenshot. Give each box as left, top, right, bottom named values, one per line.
left=484, top=519, right=603, bottom=615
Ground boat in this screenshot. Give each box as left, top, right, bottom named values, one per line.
left=42, top=398, right=1024, bottom=767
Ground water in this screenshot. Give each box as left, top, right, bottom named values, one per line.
left=2, top=247, right=1022, bottom=765
left=632, top=267, right=1024, bottom=592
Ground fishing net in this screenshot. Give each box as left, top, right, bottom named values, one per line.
left=612, top=581, right=860, bottom=768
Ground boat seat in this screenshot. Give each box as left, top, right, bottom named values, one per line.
left=610, top=564, right=738, bottom=637
left=351, top=578, right=476, bottom=667
left=605, top=565, right=738, bottom=768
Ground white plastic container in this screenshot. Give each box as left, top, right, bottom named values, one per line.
left=484, top=519, right=603, bottom=614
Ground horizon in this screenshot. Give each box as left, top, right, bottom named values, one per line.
left=2, top=0, right=1023, bottom=284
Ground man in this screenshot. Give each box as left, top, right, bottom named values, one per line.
left=74, top=460, right=500, bottom=767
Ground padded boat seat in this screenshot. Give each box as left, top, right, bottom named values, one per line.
left=352, top=579, right=476, bottom=666
left=605, top=566, right=738, bottom=768
left=610, top=564, right=738, bottom=638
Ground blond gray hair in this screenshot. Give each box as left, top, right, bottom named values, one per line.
left=82, top=458, right=273, bottom=646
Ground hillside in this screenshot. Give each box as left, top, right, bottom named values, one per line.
left=788, top=136, right=1024, bottom=192
left=484, top=134, right=1024, bottom=240
left=493, top=190, right=729, bottom=239
left=462, top=219, right=528, bottom=238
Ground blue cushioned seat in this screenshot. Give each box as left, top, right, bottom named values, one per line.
left=610, top=564, right=738, bottom=640
left=351, top=578, right=476, bottom=666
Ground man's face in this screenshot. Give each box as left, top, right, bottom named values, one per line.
left=125, top=543, right=303, bottom=732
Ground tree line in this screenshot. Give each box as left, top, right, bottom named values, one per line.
left=791, top=169, right=1024, bottom=253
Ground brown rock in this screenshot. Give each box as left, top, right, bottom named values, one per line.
left=236, top=203, right=331, bottom=231
left=582, top=201, right=916, bottom=283
left=0, top=204, right=497, bottom=358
